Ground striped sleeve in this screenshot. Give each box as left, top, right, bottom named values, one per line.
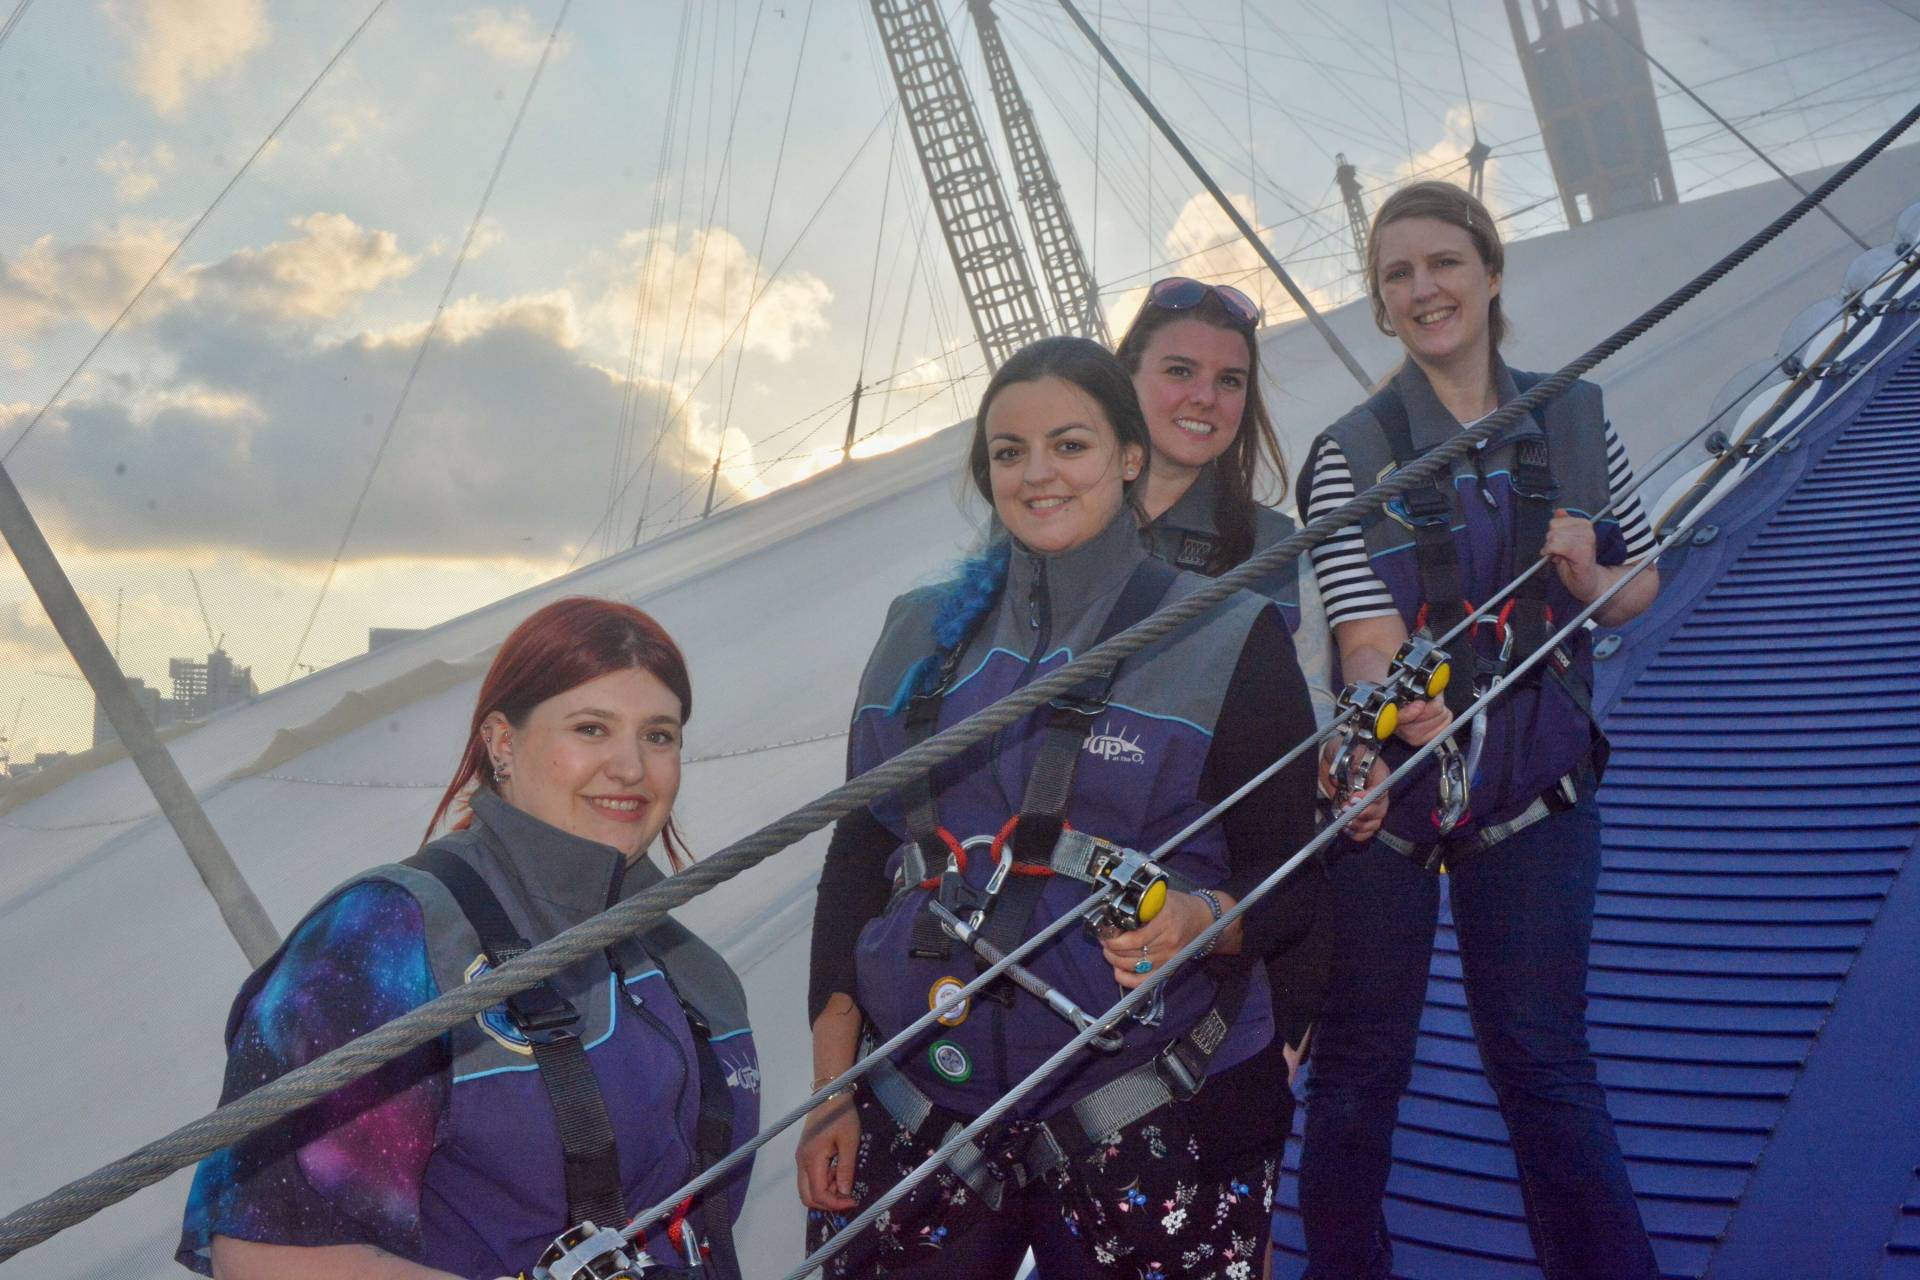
left=1603, top=419, right=1658, bottom=561
left=1304, top=436, right=1401, bottom=628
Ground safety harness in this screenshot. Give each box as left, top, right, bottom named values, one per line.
left=405, top=844, right=742, bottom=1280
left=1326, top=374, right=1598, bottom=869
left=866, top=552, right=1252, bottom=1204
left=896, top=555, right=1180, bottom=971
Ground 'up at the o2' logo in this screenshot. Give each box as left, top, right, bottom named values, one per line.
left=1083, top=721, right=1145, bottom=765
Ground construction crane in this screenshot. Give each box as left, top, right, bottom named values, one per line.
left=868, top=0, right=1050, bottom=371
left=186, top=569, right=224, bottom=653
left=969, top=0, right=1108, bottom=344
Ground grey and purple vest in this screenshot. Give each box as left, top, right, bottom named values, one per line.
left=1311, top=360, right=1626, bottom=840
left=1141, top=462, right=1303, bottom=632
left=849, top=510, right=1276, bottom=1120
left=251, top=792, right=758, bottom=1276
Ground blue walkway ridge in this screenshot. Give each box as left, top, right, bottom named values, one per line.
left=1270, top=313, right=1920, bottom=1278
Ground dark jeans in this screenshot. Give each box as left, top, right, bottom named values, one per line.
left=1297, top=797, right=1658, bottom=1280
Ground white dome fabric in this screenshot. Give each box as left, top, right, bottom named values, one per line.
left=3, top=149, right=1917, bottom=1278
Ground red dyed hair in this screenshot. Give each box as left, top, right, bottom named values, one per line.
left=424, top=596, right=694, bottom=869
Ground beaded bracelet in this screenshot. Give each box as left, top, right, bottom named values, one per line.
left=1194, top=887, right=1224, bottom=958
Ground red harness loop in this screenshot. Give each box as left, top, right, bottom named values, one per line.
left=915, top=828, right=968, bottom=890
left=1482, top=596, right=1554, bottom=647
left=989, top=814, right=1061, bottom=876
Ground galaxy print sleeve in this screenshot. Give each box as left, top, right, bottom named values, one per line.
left=176, top=880, right=449, bottom=1275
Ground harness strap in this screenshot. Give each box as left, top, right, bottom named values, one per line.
left=404, top=846, right=627, bottom=1233
left=677, top=1000, right=745, bottom=1280
left=1367, top=386, right=1478, bottom=716
left=975, top=557, right=1180, bottom=963
left=1504, top=370, right=1562, bottom=667
left=861, top=970, right=1249, bottom=1201
left=1375, top=770, right=1581, bottom=872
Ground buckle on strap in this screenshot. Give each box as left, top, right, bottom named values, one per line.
left=1155, top=1034, right=1209, bottom=1102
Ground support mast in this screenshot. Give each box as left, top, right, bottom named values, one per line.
left=869, top=0, right=1050, bottom=371
left=970, top=0, right=1108, bottom=343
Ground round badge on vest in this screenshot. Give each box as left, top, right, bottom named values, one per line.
left=929, top=976, right=971, bottom=1027
left=929, top=1039, right=972, bottom=1084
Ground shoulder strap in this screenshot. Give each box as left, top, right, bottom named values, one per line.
left=404, top=845, right=628, bottom=1234
left=1367, top=384, right=1477, bottom=711
left=976, top=557, right=1180, bottom=960
left=1503, top=369, right=1563, bottom=666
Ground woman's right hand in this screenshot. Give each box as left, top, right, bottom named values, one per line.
left=1393, top=695, right=1453, bottom=747
left=795, top=1090, right=861, bottom=1213
left=1319, top=741, right=1388, bottom=842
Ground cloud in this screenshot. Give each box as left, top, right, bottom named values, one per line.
left=7, top=290, right=732, bottom=564
left=96, top=140, right=177, bottom=204
left=1106, top=190, right=1349, bottom=337
left=111, top=0, right=268, bottom=114
left=190, top=212, right=417, bottom=321
left=589, top=225, right=833, bottom=370
left=0, top=220, right=185, bottom=361
left=457, top=7, right=570, bottom=64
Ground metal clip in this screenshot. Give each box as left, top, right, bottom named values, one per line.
left=928, top=901, right=1124, bottom=1052
left=535, top=1222, right=652, bottom=1280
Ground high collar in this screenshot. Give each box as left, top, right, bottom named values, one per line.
left=1392, top=357, right=1522, bottom=452
left=1003, top=502, right=1149, bottom=627
left=468, top=786, right=627, bottom=929
left=1152, top=462, right=1222, bottom=536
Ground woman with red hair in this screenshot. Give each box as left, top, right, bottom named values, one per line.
left=178, top=597, right=758, bottom=1280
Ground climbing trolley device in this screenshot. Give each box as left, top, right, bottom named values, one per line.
left=1075, top=833, right=1171, bottom=938
left=532, top=1222, right=653, bottom=1280
left=1329, top=680, right=1400, bottom=810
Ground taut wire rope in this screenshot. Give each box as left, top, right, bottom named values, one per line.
left=0, top=98, right=1913, bottom=1268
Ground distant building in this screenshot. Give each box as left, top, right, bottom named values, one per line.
left=7, top=750, right=70, bottom=781
left=92, top=649, right=258, bottom=748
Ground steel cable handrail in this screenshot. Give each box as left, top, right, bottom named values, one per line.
left=784, top=304, right=1920, bottom=1277
left=0, top=97, right=1911, bottom=1270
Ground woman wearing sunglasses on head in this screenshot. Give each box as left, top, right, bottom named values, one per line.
left=1293, top=182, right=1659, bottom=1280
left=1114, top=278, right=1374, bottom=1216
left=798, top=336, right=1320, bottom=1278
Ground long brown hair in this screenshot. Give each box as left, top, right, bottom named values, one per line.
left=425, top=596, right=694, bottom=869
left=1115, top=289, right=1285, bottom=575
left=1365, top=180, right=1509, bottom=353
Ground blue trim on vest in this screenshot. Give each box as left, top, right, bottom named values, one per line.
left=451, top=970, right=663, bottom=1084
left=710, top=1027, right=753, bottom=1043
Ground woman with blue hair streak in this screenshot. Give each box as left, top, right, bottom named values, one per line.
left=798, top=336, right=1324, bottom=1278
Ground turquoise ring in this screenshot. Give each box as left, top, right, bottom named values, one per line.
left=1133, top=958, right=1153, bottom=974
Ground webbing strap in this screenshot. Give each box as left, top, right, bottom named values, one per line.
left=1368, top=386, right=1477, bottom=716
left=977, top=557, right=1180, bottom=961
left=1505, top=370, right=1561, bottom=666
left=680, top=1002, right=744, bottom=1280
left=404, top=846, right=627, bottom=1231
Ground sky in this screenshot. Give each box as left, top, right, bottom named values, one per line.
left=2, top=0, right=1918, bottom=760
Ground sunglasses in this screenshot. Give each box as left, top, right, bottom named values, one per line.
left=1144, top=277, right=1262, bottom=330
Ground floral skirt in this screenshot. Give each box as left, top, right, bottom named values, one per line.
left=805, top=1079, right=1278, bottom=1280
